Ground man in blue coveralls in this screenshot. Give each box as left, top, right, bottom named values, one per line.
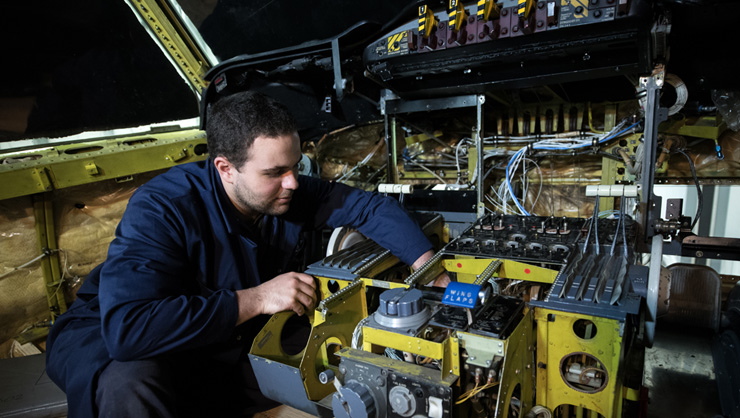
left=46, top=91, right=438, bottom=417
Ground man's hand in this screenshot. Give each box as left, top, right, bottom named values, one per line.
left=412, top=250, right=451, bottom=287
left=235, top=272, right=317, bottom=325
left=411, top=249, right=435, bottom=271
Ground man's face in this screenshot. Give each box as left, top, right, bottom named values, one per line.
left=221, top=133, right=302, bottom=220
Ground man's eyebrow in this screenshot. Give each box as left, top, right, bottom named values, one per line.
left=261, top=158, right=301, bottom=173
left=262, top=166, right=289, bottom=173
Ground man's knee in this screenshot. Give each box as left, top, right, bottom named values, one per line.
left=96, top=359, right=178, bottom=418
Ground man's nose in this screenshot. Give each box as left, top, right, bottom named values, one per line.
left=282, top=170, right=299, bottom=190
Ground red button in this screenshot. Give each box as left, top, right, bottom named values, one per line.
left=457, top=263, right=462, bottom=268
left=524, top=268, right=531, bottom=274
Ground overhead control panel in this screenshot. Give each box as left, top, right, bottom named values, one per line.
left=363, top=0, right=657, bottom=98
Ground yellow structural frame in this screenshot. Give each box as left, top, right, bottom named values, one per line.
left=251, top=279, right=369, bottom=402
left=598, top=104, right=620, bottom=211
left=494, top=308, right=535, bottom=417
left=660, top=115, right=726, bottom=140
left=444, top=257, right=558, bottom=284
left=363, top=326, right=461, bottom=380
left=33, top=194, right=67, bottom=321
left=0, top=129, right=208, bottom=201
left=535, top=308, right=626, bottom=417
left=126, top=0, right=210, bottom=92
left=456, top=310, right=537, bottom=417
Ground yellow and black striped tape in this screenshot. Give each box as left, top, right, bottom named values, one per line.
left=518, top=0, right=534, bottom=18
left=570, top=0, right=589, bottom=17
left=419, top=5, right=427, bottom=36
left=448, top=0, right=466, bottom=31
left=477, top=0, right=500, bottom=20
left=418, top=5, right=438, bottom=38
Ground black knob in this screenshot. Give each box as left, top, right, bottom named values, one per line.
left=332, top=381, right=376, bottom=418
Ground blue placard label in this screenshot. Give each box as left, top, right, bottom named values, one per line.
left=442, top=282, right=481, bottom=308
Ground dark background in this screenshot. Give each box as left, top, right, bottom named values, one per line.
left=1, top=0, right=738, bottom=143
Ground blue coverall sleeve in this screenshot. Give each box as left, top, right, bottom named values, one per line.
left=98, top=191, right=238, bottom=361
left=294, top=177, right=433, bottom=266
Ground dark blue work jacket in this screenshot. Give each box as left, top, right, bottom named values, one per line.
left=46, top=159, right=432, bottom=417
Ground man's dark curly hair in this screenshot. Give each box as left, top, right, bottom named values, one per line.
left=205, top=91, right=298, bottom=170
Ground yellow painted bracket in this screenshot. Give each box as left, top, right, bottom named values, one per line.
left=363, top=327, right=460, bottom=379
left=444, top=258, right=558, bottom=284
left=31, top=167, right=52, bottom=193
left=165, top=147, right=188, bottom=163
left=660, top=116, right=727, bottom=140
left=404, top=130, right=444, bottom=146
left=623, top=386, right=640, bottom=401
left=84, top=161, right=100, bottom=176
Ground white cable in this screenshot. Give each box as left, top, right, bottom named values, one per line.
left=351, top=317, right=370, bottom=349
left=455, top=138, right=472, bottom=184
left=0, top=252, right=50, bottom=280
left=527, top=158, right=544, bottom=212
left=336, top=143, right=382, bottom=182
left=496, top=118, right=636, bottom=217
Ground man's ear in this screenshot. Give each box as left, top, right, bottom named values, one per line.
left=213, top=156, right=235, bottom=184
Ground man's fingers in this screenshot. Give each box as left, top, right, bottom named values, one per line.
left=292, top=304, right=305, bottom=316
left=255, top=272, right=319, bottom=316
left=290, top=273, right=318, bottom=309
left=433, top=273, right=451, bottom=287
left=287, top=290, right=315, bottom=316
left=277, top=274, right=317, bottom=315
left=292, top=272, right=317, bottom=288
left=294, top=286, right=317, bottom=311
